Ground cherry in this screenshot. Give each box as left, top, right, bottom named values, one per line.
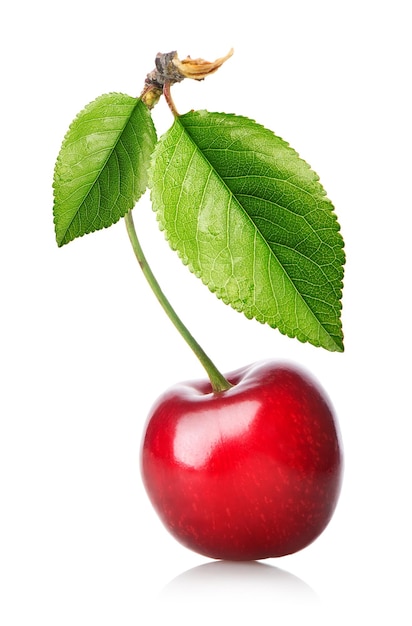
left=141, top=360, right=342, bottom=561
left=53, top=51, right=345, bottom=563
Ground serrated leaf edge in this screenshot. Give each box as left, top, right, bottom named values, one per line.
left=53, top=93, right=155, bottom=246
left=149, top=110, right=345, bottom=352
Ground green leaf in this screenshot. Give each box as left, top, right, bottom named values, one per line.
left=149, top=110, right=345, bottom=352
left=53, top=93, right=157, bottom=246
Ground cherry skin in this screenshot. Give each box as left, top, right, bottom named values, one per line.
left=141, top=360, right=343, bottom=561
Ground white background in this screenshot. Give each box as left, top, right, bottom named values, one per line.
left=1, top=1, right=411, bottom=624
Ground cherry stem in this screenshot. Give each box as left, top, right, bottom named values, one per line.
left=163, top=81, right=179, bottom=116
left=124, top=210, right=232, bottom=393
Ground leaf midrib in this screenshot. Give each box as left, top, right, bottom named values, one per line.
left=57, top=98, right=142, bottom=245
left=176, top=116, right=339, bottom=347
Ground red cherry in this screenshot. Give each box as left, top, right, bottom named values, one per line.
left=141, top=361, right=343, bottom=560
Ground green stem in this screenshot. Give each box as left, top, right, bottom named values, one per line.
left=124, top=210, right=232, bottom=393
